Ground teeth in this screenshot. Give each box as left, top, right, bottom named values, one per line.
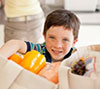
left=52, top=49, right=62, bottom=53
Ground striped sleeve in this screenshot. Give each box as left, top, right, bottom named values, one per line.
left=25, top=41, right=45, bottom=54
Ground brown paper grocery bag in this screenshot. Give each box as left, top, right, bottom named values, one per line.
left=58, top=44, right=100, bottom=89
left=0, top=54, right=58, bottom=89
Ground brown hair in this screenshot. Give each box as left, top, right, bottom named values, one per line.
left=43, top=9, right=80, bottom=40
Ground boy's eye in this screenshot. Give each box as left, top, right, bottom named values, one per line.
left=63, top=39, right=69, bottom=42
left=49, top=36, right=55, bottom=39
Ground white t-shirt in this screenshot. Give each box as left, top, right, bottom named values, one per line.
left=4, top=0, right=43, bottom=17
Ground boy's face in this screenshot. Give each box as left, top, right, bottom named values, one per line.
left=44, top=26, right=77, bottom=61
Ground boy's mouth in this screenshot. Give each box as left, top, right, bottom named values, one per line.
left=51, top=49, right=63, bottom=55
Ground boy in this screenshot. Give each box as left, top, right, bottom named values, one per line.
left=0, top=9, right=80, bottom=62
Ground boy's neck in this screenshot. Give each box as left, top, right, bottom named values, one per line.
left=51, top=58, right=63, bottom=63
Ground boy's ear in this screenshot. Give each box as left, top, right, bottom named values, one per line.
left=72, top=39, right=78, bottom=47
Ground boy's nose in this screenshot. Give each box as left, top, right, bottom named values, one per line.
left=54, top=41, right=62, bottom=48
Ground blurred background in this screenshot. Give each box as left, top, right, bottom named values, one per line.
left=0, top=0, right=100, bottom=47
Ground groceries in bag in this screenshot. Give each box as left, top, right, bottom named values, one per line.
left=8, top=50, right=60, bottom=84
left=71, top=57, right=96, bottom=77
left=9, top=50, right=46, bottom=74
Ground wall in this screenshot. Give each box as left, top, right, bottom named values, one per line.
left=98, top=0, right=100, bottom=5
left=97, top=0, right=100, bottom=9
left=75, top=25, right=100, bottom=47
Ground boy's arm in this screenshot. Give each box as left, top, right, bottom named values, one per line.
left=0, top=40, right=27, bottom=58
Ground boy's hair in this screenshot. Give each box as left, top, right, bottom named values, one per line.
left=44, top=9, right=80, bottom=40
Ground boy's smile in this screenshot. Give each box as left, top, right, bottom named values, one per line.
left=45, top=26, right=76, bottom=61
